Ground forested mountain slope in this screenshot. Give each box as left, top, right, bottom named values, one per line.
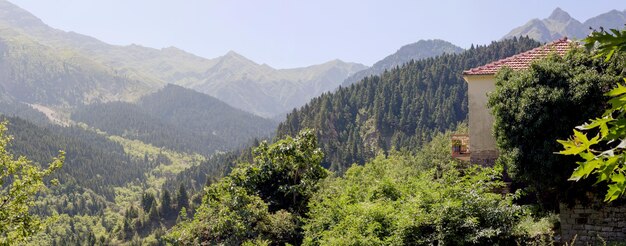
left=72, top=85, right=276, bottom=155
left=342, top=39, right=464, bottom=86
left=277, top=37, right=541, bottom=173
left=4, top=116, right=148, bottom=200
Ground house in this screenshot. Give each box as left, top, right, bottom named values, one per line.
left=460, top=37, right=571, bottom=165
left=461, top=38, right=626, bottom=244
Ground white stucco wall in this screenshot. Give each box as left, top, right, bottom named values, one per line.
left=464, top=74, right=497, bottom=154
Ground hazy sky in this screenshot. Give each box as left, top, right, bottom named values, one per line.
left=9, top=0, right=626, bottom=68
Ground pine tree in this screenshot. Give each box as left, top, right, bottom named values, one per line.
left=160, top=189, right=172, bottom=217
left=176, top=184, right=189, bottom=210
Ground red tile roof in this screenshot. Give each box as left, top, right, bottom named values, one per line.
left=463, top=37, right=574, bottom=76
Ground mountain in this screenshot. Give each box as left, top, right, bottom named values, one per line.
left=72, top=85, right=276, bottom=155
left=503, top=8, right=626, bottom=42
left=277, top=37, right=541, bottom=173
left=138, top=84, right=276, bottom=147
left=193, top=53, right=367, bottom=117
left=0, top=0, right=366, bottom=118
left=341, top=39, right=464, bottom=86
left=0, top=28, right=154, bottom=108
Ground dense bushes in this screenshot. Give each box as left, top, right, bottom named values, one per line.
left=303, top=133, right=541, bottom=245
left=169, top=131, right=554, bottom=245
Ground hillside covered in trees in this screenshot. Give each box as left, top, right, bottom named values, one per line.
left=277, top=37, right=541, bottom=172
left=72, top=85, right=276, bottom=155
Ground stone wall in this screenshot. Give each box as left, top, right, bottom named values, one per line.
left=560, top=202, right=626, bottom=244
left=469, top=150, right=497, bottom=166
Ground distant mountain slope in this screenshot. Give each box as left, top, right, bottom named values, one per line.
left=139, top=84, right=276, bottom=145
left=277, top=37, right=541, bottom=173
left=342, top=39, right=463, bottom=86
left=0, top=0, right=366, bottom=117
left=503, top=8, right=626, bottom=42
left=192, top=53, right=367, bottom=117
left=72, top=85, right=276, bottom=155
left=0, top=31, right=153, bottom=107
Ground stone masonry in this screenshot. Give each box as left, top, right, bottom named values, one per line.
left=469, top=149, right=498, bottom=167
left=560, top=202, right=626, bottom=244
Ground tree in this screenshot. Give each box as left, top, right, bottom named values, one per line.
left=176, top=184, right=189, bottom=210
left=558, top=28, right=626, bottom=202
left=160, top=189, right=172, bottom=218
left=141, top=192, right=155, bottom=213
left=232, top=129, right=328, bottom=215
left=165, top=129, right=327, bottom=245
left=276, top=37, right=541, bottom=173
left=0, top=121, right=64, bottom=244
left=488, top=46, right=625, bottom=208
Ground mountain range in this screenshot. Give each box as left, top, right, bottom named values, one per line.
left=341, top=39, right=464, bottom=86
left=0, top=0, right=365, bottom=118
left=503, top=7, right=626, bottom=42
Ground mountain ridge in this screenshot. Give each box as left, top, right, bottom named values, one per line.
left=503, top=8, right=626, bottom=42
left=342, top=39, right=463, bottom=86
left=0, top=0, right=367, bottom=117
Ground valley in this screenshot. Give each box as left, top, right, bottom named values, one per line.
left=0, top=1, right=624, bottom=245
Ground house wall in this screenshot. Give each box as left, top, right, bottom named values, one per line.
left=560, top=202, right=626, bottom=244
left=464, top=74, right=498, bottom=166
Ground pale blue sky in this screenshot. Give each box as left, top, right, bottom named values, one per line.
left=9, top=0, right=626, bottom=68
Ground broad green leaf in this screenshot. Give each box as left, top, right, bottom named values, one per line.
left=577, top=116, right=613, bottom=137
left=612, top=172, right=626, bottom=184
left=605, top=184, right=622, bottom=202
left=607, top=84, right=626, bottom=97
left=608, top=94, right=626, bottom=111
left=595, top=156, right=620, bottom=184
left=557, top=139, right=587, bottom=155
left=569, top=159, right=601, bottom=181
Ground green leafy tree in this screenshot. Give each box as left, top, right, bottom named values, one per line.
left=558, top=28, right=626, bottom=202
left=166, top=129, right=327, bottom=245
left=488, top=45, right=625, bottom=208
left=0, top=121, right=64, bottom=244
left=232, top=129, right=328, bottom=215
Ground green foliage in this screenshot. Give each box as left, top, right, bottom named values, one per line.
left=232, top=129, right=328, bottom=215
left=166, top=130, right=327, bottom=245
left=303, top=133, right=537, bottom=245
left=0, top=121, right=63, bottom=244
left=584, top=28, right=626, bottom=61
left=488, top=46, right=625, bottom=207
left=558, top=29, right=626, bottom=202
left=277, top=37, right=541, bottom=173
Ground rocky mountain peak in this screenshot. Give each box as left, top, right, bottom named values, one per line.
left=547, top=8, right=573, bottom=22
